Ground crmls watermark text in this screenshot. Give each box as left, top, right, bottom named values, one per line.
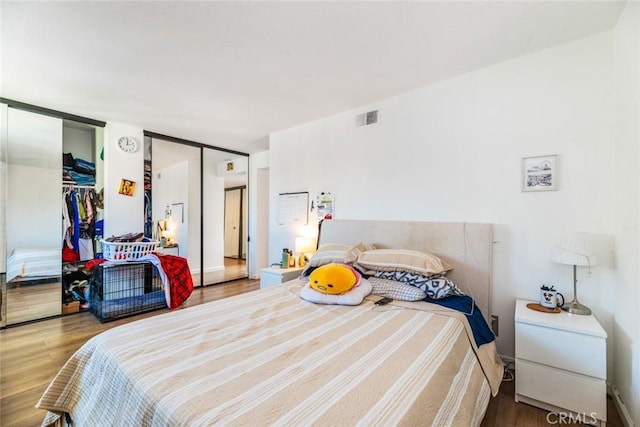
left=546, top=411, right=598, bottom=424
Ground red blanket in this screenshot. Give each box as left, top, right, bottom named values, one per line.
left=153, top=253, right=194, bottom=309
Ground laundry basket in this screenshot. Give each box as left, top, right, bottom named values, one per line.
left=100, top=239, right=159, bottom=261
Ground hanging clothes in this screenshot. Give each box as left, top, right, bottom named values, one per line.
left=70, top=189, right=80, bottom=252
left=62, top=186, right=98, bottom=262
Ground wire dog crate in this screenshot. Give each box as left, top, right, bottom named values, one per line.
left=89, top=261, right=166, bottom=322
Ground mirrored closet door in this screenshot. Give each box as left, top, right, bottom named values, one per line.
left=203, top=148, right=248, bottom=284
left=1, top=101, right=104, bottom=327
left=147, top=137, right=203, bottom=284
left=3, top=107, right=62, bottom=325
left=145, top=134, right=249, bottom=287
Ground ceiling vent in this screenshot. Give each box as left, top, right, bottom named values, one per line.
left=355, top=110, right=379, bottom=127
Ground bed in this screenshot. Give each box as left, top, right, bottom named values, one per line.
left=37, top=220, right=503, bottom=426
left=6, top=247, right=61, bottom=283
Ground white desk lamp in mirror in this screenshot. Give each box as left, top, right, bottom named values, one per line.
left=552, top=231, right=597, bottom=315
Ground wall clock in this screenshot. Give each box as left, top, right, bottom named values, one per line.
left=117, top=136, right=138, bottom=153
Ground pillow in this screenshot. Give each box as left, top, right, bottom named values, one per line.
left=306, top=243, right=352, bottom=268
left=346, top=241, right=376, bottom=263
left=368, top=277, right=426, bottom=301
left=299, top=278, right=373, bottom=305
left=302, top=242, right=375, bottom=276
left=355, top=249, right=452, bottom=276
left=375, top=270, right=463, bottom=299
left=309, top=263, right=360, bottom=295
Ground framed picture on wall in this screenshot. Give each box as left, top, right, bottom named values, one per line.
left=118, top=178, right=136, bottom=196
left=522, top=155, right=558, bottom=192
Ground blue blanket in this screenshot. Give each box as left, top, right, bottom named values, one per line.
left=423, top=295, right=495, bottom=347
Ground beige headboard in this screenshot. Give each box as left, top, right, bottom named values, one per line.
left=318, top=219, right=494, bottom=323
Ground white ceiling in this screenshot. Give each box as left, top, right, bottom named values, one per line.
left=1, top=1, right=625, bottom=154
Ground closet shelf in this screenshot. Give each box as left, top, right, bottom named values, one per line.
left=63, top=182, right=95, bottom=189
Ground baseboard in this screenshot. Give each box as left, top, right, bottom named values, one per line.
left=611, top=386, right=636, bottom=427
left=189, top=266, right=225, bottom=276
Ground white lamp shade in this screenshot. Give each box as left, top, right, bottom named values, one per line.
left=552, top=231, right=597, bottom=267
left=295, top=237, right=315, bottom=254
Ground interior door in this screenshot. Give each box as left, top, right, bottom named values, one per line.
left=224, top=189, right=241, bottom=258
left=5, top=108, right=62, bottom=324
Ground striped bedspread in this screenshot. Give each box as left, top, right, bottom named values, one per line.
left=6, top=247, right=60, bottom=282
left=37, top=280, right=503, bottom=427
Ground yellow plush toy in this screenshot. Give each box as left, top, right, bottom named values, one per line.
left=309, top=263, right=360, bottom=295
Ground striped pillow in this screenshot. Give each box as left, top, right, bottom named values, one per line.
left=302, top=242, right=376, bottom=276
left=368, top=277, right=426, bottom=301
left=307, top=243, right=352, bottom=267
left=355, top=249, right=452, bottom=276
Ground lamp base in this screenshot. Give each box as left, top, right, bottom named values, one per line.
left=561, top=299, right=591, bottom=315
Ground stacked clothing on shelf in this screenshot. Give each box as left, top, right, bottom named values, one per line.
left=63, top=186, right=98, bottom=262
left=63, top=152, right=96, bottom=186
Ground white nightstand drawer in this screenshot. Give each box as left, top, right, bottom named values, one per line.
left=516, top=359, right=606, bottom=421
left=260, top=267, right=304, bottom=289
left=516, top=321, right=605, bottom=379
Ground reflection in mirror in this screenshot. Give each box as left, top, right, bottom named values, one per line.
left=1, top=104, right=6, bottom=326
left=5, top=108, right=62, bottom=325
left=146, top=135, right=249, bottom=288
left=148, top=138, right=202, bottom=285
left=203, top=148, right=248, bottom=285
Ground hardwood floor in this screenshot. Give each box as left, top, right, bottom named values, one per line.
left=4, top=281, right=61, bottom=325
left=1, top=257, right=247, bottom=327
left=1, top=279, right=625, bottom=427
left=197, top=257, right=247, bottom=286
left=1, top=278, right=260, bottom=427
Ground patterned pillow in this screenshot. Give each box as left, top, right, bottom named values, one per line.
left=355, top=249, right=452, bottom=276
left=368, top=277, right=426, bottom=301
left=375, top=271, right=463, bottom=300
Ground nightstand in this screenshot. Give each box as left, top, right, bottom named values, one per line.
left=260, top=266, right=304, bottom=289
left=514, top=299, right=607, bottom=426
left=155, top=245, right=179, bottom=256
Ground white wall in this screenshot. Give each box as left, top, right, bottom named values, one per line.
left=103, top=122, right=145, bottom=237
left=249, top=150, right=270, bottom=278
left=186, top=153, right=201, bottom=273
left=7, top=165, right=60, bottom=248
left=63, top=125, right=94, bottom=162
left=6, top=109, right=62, bottom=252
left=613, top=1, right=640, bottom=425
left=203, top=151, right=226, bottom=274
left=270, top=32, right=618, bottom=370
left=153, top=161, right=190, bottom=258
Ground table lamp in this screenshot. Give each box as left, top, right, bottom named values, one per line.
left=295, top=237, right=315, bottom=267
left=552, top=231, right=597, bottom=315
